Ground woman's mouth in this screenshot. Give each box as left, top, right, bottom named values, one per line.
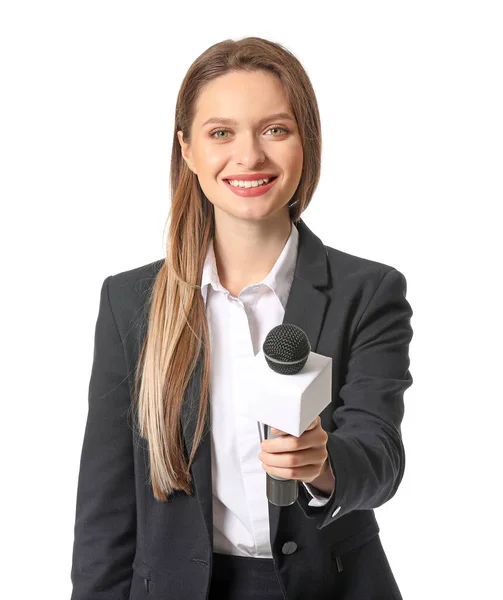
left=222, top=176, right=278, bottom=197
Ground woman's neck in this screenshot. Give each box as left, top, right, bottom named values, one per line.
left=212, top=210, right=292, bottom=296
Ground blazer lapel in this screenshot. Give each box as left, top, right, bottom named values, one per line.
left=180, top=218, right=331, bottom=552
left=267, top=219, right=330, bottom=545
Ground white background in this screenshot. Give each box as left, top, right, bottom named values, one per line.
left=1, top=2, right=501, bottom=598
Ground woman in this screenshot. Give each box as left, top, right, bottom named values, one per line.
left=70, top=37, right=413, bottom=600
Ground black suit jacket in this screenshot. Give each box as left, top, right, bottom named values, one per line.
left=70, top=218, right=413, bottom=600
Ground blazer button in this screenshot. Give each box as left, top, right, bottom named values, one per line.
left=332, top=506, right=341, bottom=517
left=282, top=541, right=298, bottom=555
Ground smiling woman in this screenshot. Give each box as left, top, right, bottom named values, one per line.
left=70, top=36, right=411, bottom=600
left=177, top=69, right=304, bottom=226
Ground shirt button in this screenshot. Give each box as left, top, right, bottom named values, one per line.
left=332, top=506, right=341, bottom=517
left=281, top=541, right=298, bottom=555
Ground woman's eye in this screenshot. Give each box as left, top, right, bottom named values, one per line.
left=268, top=127, right=289, bottom=136
left=211, top=129, right=230, bottom=139
left=210, top=126, right=290, bottom=139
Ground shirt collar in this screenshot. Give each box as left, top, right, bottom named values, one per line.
left=201, top=221, right=299, bottom=310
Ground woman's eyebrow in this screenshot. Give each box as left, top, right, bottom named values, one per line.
left=201, top=112, right=296, bottom=128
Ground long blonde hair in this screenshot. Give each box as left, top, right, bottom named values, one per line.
left=133, top=37, right=322, bottom=501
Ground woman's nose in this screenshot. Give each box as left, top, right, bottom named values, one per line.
left=233, top=134, right=266, bottom=166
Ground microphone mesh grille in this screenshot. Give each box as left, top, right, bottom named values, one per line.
left=262, top=324, right=311, bottom=375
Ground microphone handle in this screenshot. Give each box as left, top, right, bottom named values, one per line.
left=264, top=424, right=299, bottom=507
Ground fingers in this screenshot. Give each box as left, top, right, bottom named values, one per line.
left=259, top=446, right=324, bottom=469
left=270, top=427, right=286, bottom=435
left=270, top=416, right=320, bottom=437
left=263, top=418, right=324, bottom=453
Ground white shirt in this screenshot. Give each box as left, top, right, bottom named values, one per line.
left=201, top=221, right=333, bottom=558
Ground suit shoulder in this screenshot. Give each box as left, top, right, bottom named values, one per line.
left=104, top=258, right=165, bottom=325
left=109, top=257, right=164, bottom=286
left=321, top=246, right=410, bottom=342
left=107, top=257, right=164, bottom=294
left=323, top=245, right=408, bottom=303
left=325, top=244, right=402, bottom=282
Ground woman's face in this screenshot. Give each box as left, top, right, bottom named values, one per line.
left=178, top=70, right=303, bottom=226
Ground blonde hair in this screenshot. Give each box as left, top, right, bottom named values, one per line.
left=133, top=37, right=322, bottom=501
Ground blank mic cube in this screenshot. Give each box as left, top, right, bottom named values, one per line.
left=236, top=349, right=332, bottom=438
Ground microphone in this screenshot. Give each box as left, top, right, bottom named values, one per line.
left=262, top=324, right=311, bottom=506
left=236, top=323, right=332, bottom=506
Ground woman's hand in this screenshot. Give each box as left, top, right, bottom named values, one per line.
left=258, top=416, right=333, bottom=487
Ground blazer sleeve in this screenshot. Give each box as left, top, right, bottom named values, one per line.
left=70, top=275, right=136, bottom=600
left=297, top=268, right=413, bottom=530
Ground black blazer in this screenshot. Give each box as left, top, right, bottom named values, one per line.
left=70, top=218, right=413, bottom=600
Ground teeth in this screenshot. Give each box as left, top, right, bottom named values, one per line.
left=228, top=177, right=273, bottom=188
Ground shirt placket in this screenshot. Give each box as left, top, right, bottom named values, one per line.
left=229, top=288, right=271, bottom=556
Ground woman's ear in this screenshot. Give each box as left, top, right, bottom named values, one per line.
left=177, top=130, right=197, bottom=174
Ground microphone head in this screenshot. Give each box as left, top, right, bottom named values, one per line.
left=262, top=323, right=311, bottom=375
